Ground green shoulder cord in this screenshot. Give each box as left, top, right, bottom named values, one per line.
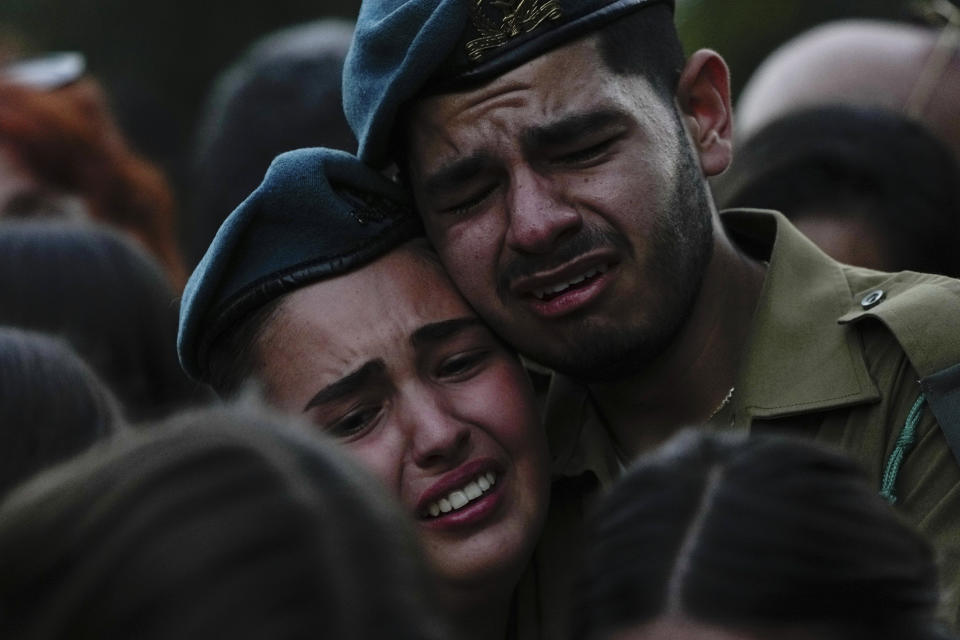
left=879, top=394, right=927, bottom=505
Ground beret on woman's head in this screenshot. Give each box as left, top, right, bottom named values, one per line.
left=343, top=0, right=674, bottom=166
left=177, top=147, right=422, bottom=380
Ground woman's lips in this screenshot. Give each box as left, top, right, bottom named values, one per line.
left=423, top=470, right=498, bottom=518
left=416, top=458, right=505, bottom=531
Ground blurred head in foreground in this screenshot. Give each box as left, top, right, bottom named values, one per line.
left=0, top=327, right=119, bottom=497
left=577, top=430, right=952, bottom=640
left=0, top=403, right=446, bottom=640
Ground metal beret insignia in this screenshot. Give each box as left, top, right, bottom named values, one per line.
left=339, top=185, right=413, bottom=225
left=343, top=0, right=673, bottom=165
left=466, top=0, right=563, bottom=62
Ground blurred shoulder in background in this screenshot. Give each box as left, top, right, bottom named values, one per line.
left=715, top=104, right=960, bottom=275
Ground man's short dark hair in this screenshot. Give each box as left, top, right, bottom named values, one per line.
left=595, top=4, right=686, bottom=99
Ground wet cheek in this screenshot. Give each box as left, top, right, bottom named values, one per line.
left=438, top=238, right=497, bottom=301
left=447, top=224, right=496, bottom=264
left=340, top=438, right=406, bottom=500
left=475, top=370, right=541, bottom=450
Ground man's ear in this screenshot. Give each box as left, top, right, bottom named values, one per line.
left=676, top=49, right=733, bottom=177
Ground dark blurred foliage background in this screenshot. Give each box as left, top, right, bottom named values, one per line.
left=0, top=0, right=921, bottom=211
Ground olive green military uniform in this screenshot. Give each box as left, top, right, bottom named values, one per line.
left=531, top=209, right=960, bottom=635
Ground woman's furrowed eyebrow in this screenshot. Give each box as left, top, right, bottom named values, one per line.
left=303, top=359, right=388, bottom=412
left=410, top=317, right=484, bottom=350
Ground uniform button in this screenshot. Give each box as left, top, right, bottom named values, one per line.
left=860, top=289, right=885, bottom=309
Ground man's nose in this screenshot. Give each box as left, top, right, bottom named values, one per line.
left=504, top=168, right=582, bottom=254
left=402, top=388, right=471, bottom=470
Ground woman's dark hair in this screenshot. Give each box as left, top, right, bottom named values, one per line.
left=204, top=295, right=284, bottom=398
left=0, top=220, right=208, bottom=420
left=0, top=402, right=447, bottom=640
left=577, top=430, right=952, bottom=640
left=0, top=327, right=119, bottom=496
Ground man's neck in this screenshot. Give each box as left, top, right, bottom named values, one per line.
left=587, top=216, right=767, bottom=458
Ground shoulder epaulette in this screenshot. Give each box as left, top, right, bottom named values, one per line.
left=839, top=271, right=960, bottom=466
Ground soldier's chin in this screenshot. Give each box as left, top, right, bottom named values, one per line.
left=528, top=326, right=678, bottom=383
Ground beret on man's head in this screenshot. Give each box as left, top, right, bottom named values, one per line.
left=343, top=0, right=674, bottom=167
left=178, top=147, right=421, bottom=380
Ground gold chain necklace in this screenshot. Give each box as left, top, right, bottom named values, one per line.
left=707, top=386, right=736, bottom=422
left=609, top=386, right=737, bottom=466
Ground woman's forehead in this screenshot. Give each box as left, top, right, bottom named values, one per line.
left=274, top=249, right=475, bottom=354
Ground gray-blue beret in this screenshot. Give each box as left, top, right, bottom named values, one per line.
left=178, top=147, right=421, bottom=380
left=343, top=0, right=674, bottom=167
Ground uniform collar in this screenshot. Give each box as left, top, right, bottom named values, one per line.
left=543, top=371, right=623, bottom=484
left=724, top=209, right=880, bottom=423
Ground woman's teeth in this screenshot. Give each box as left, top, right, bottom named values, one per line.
left=532, top=264, right=608, bottom=300
left=426, top=471, right=497, bottom=518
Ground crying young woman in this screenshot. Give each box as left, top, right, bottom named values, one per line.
left=179, top=148, right=568, bottom=640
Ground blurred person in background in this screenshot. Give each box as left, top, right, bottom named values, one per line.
left=179, top=148, right=555, bottom=640
left=736, top=12, right=960, bottom=170
left=714, top=105, right=960, bottom=275
left=0, top=403, right=447, bottom=640
left=0, top=53, right=187, bottom=286
left=185, top=18, right=356, bottom=268
left=0, top=221, right=208, bottom=422
left=576, top=430, right=957, bottom=640
left=0, top=327, right=120, bottom=498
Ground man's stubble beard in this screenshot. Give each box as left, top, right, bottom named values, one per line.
left=524, top=124, right=715, bottom=383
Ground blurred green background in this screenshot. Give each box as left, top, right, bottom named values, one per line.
left=0, top=0, right=917, bottom=196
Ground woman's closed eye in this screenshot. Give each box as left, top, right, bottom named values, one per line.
left=435, top=349, right=491, bottom=380
left=325, top=404, right=384, bottom=440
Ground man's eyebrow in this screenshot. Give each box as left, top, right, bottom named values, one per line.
left=522, top=108, right=629, bottom=149
left=303, top=360, right=387, bottom=412
left=411, top=317, right=484, bottom=349
left=422, top=152, right=491, bottom=197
